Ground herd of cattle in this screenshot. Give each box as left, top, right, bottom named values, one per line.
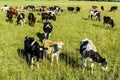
left=1, top=4, right=118, bottom=73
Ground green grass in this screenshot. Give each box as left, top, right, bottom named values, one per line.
left=0, top=1, right=120, bottom=80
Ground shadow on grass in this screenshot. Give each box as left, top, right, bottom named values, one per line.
left=36, top=32, right=44, bottom=43
left=59, top=52, right=82, bottom=68
left=17, top=49, right=28, bottom=64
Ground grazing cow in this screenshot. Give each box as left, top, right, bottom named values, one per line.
left=103, top=16, right=115, bottom=28
left=101, top=6, right=104, bottom=11
left=24, top=36, right=48, bottom=69
left=67, top=7, right=74, bottom=12
left=28, top=5, right=35, bottom=11
left=88, top=10, right=101, bottom=21
left=43, top=40, right=64, bottom=66
left=43, top=22, right=53, bottom=39
left=28, top=13, right=36, bottom=26
left=16, top=13, right=25, bottom=25
left=79, top=38, right=107, bottom=74
left=76, top=6, right=80, bottom=13
left=41, top=11, right=56, bottom=22
left=6, top=10, right=13, bottom=23
left=109, top=6, right=117, bottom=12
left=92, top=6, right=98, bottom=9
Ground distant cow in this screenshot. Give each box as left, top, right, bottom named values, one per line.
left=6, top=10, right=13, bottom=23
left=43, top=22, right=53, bottom=39
left=28, top=13, right=36, bottom=26
left=9, top=7, right=18, bottom=17
left=24, top=36, right=47, bottom=69
left=103, top=16, right=115, bottom=28
left=40, top=6, right=48, bottom=13
left=101, top=6, right=104, bottom=11
left=16, top=13, right=25, bottom=25
left=76, top=6, right=80, bottom=12
left=92, top=6, right=98, bottom=9
left=109, top=6, right=117, bottom=12
left=1, top=5, right=9, bottom=11
left=54, top=6, right=64, bottom=15
left=67, top=7, right=74, bottom=12
left=88, top=10, right=101, bottom=21
left=41, top=11, right=56, bottom=22
left=79, top=38, right=107, bottom=74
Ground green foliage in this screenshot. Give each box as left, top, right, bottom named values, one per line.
left=0, top=1, right=120, bottom=80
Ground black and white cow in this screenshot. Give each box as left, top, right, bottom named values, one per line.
left=6, top=10, right=13, bottom=23
left=103, top=16, right=115, bottom=28
left=41, top=11, right=56, bottom=22
left=88, top=10, right=101, bottom=21
left=16, top=13, right=25, bottom=25
left=24, top=36, right=48, bottom=69
left=28, top=13, right=36, bottom=26
left=1, top=5, right=9, bottom=11
left=54, top=6, right=64, bottom=15
left=67, top=7, right=74, bottom=12
left=80, top=38, right=107, bottom=74
left=43, top=22, right=53, bottom=39
left=109, top=6, right=117, bottom=12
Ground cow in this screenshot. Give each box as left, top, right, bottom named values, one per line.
left=9, top=7, right=18, bottom=17
left=76, top=6, right=80, bottom=13
left=92, top=6, right=98, bottom=9
left=28, top=13, right=36, bottom=26
left=103, top=16, right=115, bottom=28
left=101, top=6, right=104, bottom=11
left=1, top=5, right=9, bottom=11
left=41, top=11, right=56, bottom=22
left=6, top=10, right=13, bottom=23
left=79, top=38, right=107, bottom=74
left=88, top=10, right=101, bottom=21
left=24, top=36, right=48, bottom=69
left=43, top=22, right=53, bottom=39
left=67, top=7, right=74, bottom=12
left=54, top=6, right=64, bottom=15
left=43, top=40, right=64, bottom=66
left=28, top=5, right=35, bottom=11
left=40, top=6, right=48, bottom=13
left=16, top=13, right=25, bottom=25
left=109, top=6, right=117, bottom=12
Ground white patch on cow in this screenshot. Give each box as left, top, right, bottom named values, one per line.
left=39, top=47, right=43, bottom=51
left=31, top=40, right=36, bottom=46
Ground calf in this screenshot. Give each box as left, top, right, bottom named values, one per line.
left=41, top=11, right=56, bottom=22
left=28, top=13, right=36, bottom=26
left=80, top=38, right=107, bottom=74
left=24, top=36, right=47, bottom=69
left=6, top=10, right=13, bottom=23
left=16, top=13, right=25, bottom=25
left=43, top=40, right=64, bottom=66
left=103, top=16, right=115, bottom=28
left=43, top=22, right=53, bottom=39
left=109, top=6, right=117, bottom=12
left=88, top=10, right=101, bottom=21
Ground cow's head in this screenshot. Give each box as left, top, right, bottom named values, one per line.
left=99, top=58, right=108, bottom=71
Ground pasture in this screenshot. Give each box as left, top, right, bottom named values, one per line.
left=0, top=1, right=120, bottom=80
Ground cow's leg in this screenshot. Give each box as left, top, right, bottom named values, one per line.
left=91, top=15, right=93, bottom=20
left=36, top=57, right=39, bottom=68
left=82, top=58, right=87, bottom=73
left=91, top=62, right=94, bottom=74
left=44, top=33, right=47, bottom=39
left=56, top=53, right=59, bottom=66
left=51, top=54, right=54, bottom=66
left=30, top=57, right=34, bottom=69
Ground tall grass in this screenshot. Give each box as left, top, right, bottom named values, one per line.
left=0, top=1, right=120, bottom=80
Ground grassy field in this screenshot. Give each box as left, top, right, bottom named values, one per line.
left=0, top=1, right=120, bottom=80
